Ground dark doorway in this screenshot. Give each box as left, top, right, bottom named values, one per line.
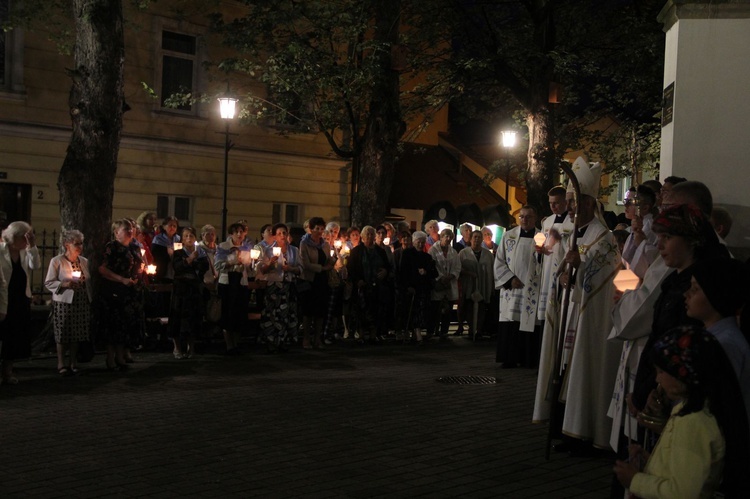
left=0, top=182, right=32, bottom=230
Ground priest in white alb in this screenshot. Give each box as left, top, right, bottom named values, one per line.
left=494, top=206, right=542, bottom=368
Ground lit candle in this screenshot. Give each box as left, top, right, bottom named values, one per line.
left=613, top=268, right=639, bottom=292
left=334, top=240, right=342, bottom=249
left=173, top=242, right=183, bottom=251
left=533, top=232, right=546, bottom=247
left=140, top=248, right=146, bottom=256
left=250, top=248, right=261, bottom=260
left=383, top=237, right=391, bottom=246
left=273, top=247, right=282, bottom=257
left=146, top=264, right=157, bottom=275
left=71, top=270, right=82, bottom=280
left=341, top=245, right=350, bottom=255
left=330, top=249, right=335, bottom=257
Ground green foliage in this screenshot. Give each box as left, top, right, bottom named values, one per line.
left=429, top=0, right=664, bottom=187
left=207, top=0, right=450, bottom=156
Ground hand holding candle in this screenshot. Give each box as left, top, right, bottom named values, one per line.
left=272, top=247, right=282, bottom=257
left=71, top=270, right=82, bottom=280
left=146, top=264, right=157, bottom=275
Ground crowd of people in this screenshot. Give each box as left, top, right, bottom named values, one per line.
left=1, top=157, right=749, bottom=497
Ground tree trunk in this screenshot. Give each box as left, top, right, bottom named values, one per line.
left=525, top=109, right=556, bottom=215
left=350, top=0, right=402, bottom=228
left=57, top=0, right=124, bottom=286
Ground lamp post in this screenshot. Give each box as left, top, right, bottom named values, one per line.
left=500, top=130, right=516, bottom=205
left=217, top=95, right=237, bottom=238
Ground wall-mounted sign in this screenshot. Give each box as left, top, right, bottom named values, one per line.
left=661, top=82, right=674, bottom=127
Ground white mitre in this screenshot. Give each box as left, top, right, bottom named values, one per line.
left=566, top=156, right=602, bottom=199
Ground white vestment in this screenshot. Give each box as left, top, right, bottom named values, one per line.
left=494, top=227, right=542, bottom=332
left=605, top=256, right=673, bottom=450
left=538, top=214, right=575, bottom=321
left=532, top=219, right=620, bottom=449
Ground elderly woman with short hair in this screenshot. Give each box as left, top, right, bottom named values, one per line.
left=45, top=230, right=92, bottom=375
left=347, top=225, right=393, bottom=343
left=0, top=221, right=41, bottom=384
left=424, top=220, right=440, bottom=251
left=428, top=228, right=461, bottom=340
left=398, top=231, right=437, bottom=343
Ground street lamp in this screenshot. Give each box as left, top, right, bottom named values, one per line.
left=500, top=130, right=516, bottom=204
left=217, top=95, right=237, bottom=238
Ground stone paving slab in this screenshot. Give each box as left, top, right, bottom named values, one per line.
left=0, top=337, right=614, bottom=498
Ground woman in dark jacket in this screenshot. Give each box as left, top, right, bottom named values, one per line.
left=169, top=226, right=209, bottom=359
left=347, top=225, right=393, bottom=343
left=398, top=231, right=437, bottom=344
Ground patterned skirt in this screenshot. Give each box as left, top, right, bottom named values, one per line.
left=260, top=281, right=298, bottom=342
left=53, top=291, right=91, bottom=343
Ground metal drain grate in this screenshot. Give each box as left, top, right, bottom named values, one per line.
left=436, top=375, right=497, bottom=385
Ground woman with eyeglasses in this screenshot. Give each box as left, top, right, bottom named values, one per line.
left=0, top=221, right=41, bottom=385
left=45, top=230, right=92, bottom=375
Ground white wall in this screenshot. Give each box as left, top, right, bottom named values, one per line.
left=660, top=18, right=750, bottom=208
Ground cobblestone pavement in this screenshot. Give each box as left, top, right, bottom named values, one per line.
left=0, top=335, right=615, bottom=498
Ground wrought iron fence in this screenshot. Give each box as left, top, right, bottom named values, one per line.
left=29, top=229, right=59, bottom=305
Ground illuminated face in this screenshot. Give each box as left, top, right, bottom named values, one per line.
left=202, top=229, right=216, bottom=245
left=657, top=232, right=694, bottom=270
left=275, top=227, right=289, bottom=246
left=482, top=229, right=493, bottom=244
left=262, top=225, right=274, bottom=243
left=163, top=220, right=178, bottom=238
left=182, top=231, right=197, bottom=247
left=66, top=239, right=84, bottom=258
left=413, top=238, right=426, bottom=251
left=310, top=224, right=325, bottom=242
left=518, top=209, right=536, bottom=231
left=549, top=195, right=566, bottom=215
left=439, top=230, right=452, bottom=247
left=460, top=226, right=472, bottom=242
left=115, top=224, right=134, bottom=244
left=231, top=227, right=247, bottom=246
left=349, top=230, right=361, bottom=245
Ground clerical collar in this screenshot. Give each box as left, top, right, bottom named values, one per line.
left=519, top=228, right=535, bottom=238
left=575, top=221, right=592, bottom=238
left=553, top=213, right=566, bottom=224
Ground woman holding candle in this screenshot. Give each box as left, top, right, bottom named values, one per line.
left=259, top=223, right=302, bottom=353
left=44, top=230, right=92, bottom=375
left=169, top=227, right=209, bottom=359
left=150, top=216, right=180, bottom=283
left=0, top=221, right=41, bottom=384
left=299, top=217, right=334, bottom=349
left=214, top=222, right=253, bottom=355
left=428, top=228, right=461, bottom=340
left=322, top=222, right=346, bottom=343
left=98, top=219, right=144, bottom=370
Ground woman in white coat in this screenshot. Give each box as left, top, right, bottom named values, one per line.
left=0, top=221, right=42, bottom=385
left=45, top=230, right=92, bottom=375
left=428, top=228, right=461, bottom=339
